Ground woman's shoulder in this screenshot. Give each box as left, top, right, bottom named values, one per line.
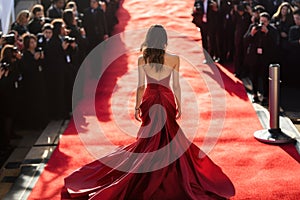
left=165, top=52, right=179, bottom=64
left=165, top=52, right=179, bottom=59
left=138, top=55, right=145, bottom=65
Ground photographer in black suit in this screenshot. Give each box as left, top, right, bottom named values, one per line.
left=192, top=0, right=218, bottom=63
left=0, top=45, right=23, bottom=150
left=232, top=3, right=251, bottom=78
left=44, top=19, right=71, bottom=119
left=287, top=9, right=300, bottom=87
left=47, top=0, right=65, bottom=20
left=83, top=0, right=109, bottom=53
left=28, top=4, right=46, bottom=35
left=244, top=12, right=280, bottom=104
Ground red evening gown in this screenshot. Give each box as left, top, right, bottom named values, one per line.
left=61, top=73, right=235, bottom=200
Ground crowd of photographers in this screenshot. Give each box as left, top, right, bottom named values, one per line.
left=193, top=0, right=300, bottom=104
left=0, top=0, right=120, bottom=152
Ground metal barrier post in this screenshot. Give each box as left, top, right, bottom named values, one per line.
left=254, top=64, right=294, bottom=144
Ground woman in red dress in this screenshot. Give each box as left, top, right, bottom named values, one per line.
left=62, top=24, right=235, bottom=200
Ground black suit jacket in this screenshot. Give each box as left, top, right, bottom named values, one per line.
left=28, top=18, right=43, bottom=35
left=83, top=7, right=108, bottom=46
left=288, top=25, right=300, bottom=63
left=193, top=0, right=217, bottom=27
left=244, top=23, right=280, bottom=66
left=288, top=25, right=300, bottom=48
left=47, top=5, right=63, bottom=19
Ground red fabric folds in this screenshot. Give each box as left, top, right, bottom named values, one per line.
left=62, top=74, right=235, bottom=200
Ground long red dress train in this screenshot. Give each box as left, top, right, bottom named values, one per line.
left=61, top=74, right=235, bottom=200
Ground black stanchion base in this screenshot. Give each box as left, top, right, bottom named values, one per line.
left=254, top=129, right=295, bottom=144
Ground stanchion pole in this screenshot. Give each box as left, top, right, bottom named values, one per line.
left=254, top=64, right=294, bottom=144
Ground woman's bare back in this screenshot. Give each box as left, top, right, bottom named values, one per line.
left=140, top=52, right=179, bottom=82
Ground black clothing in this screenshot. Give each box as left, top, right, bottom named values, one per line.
left=271, top=17, right=295, bottom=83
left=288, top=25, right=300, bottom=53
left=28, top=18, right=44, bottom=35
left=67, top=24, right=87, bottom=67
left=244, top=23, right=280, bottom=97
left=105, top=0, right=119, bottom=36
left=0, top=61, right=22, bottom=117
left=287, top=25, right=300, bottom=86
left=36, top=33, right=50, bottom=50
left=218, top=0, right=234, bottom=62
left=47, top=5, right=63, bottom=19
left=0, top=60, right=23, bottom=147
left=20, top=50, right=48, bottom=129
left=83, top=6, right=108, bottom=52
left=72, top=0, right=90, bottom=13
left=41, top=0, right=52, bottom=15
left=44, top=35, right=68, bottom=119
left=10, top=22, right=28, bottom=36
left=232, top=11, right=251, bottom=77
left=272, top=17, right=294, bottom=51
left=259, top=0, right=284, bottom=15
left=193, top=0, right=218, bottom=58
left=64, top=43, right=80, bottom=114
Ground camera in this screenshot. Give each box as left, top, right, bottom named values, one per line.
left=12, top=46, right=19, bottom=53
left=0, top=62, right=10, bottom=71
left=195, top=2, right=201, bottom=9
left=255, top=23, right=263, bottom=31
left=36, top=33, right=45, bottom=44
left=77, top=18, right=83, bottom=28
left=36, top=47, right=43, bottom=52
left=64, top=36, right=76, bottom=44
left=2, top=34, right=15, bottom=45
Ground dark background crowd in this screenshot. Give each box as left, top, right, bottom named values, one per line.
left=1, top=0, right=300, bottom=157
left=0, top=0, right=120, bottom=153
left=192, top=0, right=300, bottom=103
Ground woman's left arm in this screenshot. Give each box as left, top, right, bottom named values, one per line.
left=172, top=55, right=181, bottom=119
left=135, top=56, right=146, bottom=121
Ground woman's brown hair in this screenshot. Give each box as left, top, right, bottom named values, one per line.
left=16, top=10, right=30, bottom=25
left=140, top=24, right=167, bottom=72
left=272, top=2, right=294, bottom=24
left=22, top=33, right=37, bottom=50
left=1, top=45, right=16, bottom=62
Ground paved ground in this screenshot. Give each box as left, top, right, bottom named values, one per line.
left=0, top=120, right=69, bottom=199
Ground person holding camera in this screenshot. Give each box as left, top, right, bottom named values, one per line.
left=63, top=9, right=87, bottom=67
left=244, top=12, right=280, bottom=104
left=11, top=10, right=30, bottom=36
left=1, top=31, right=24, bottom=51
left=43, top=19, right=71, bottom=119
left=28, top=4, right=46, bottom=35
left=287, top=8, right=300, bottom=87
left=19, top=34, right=48, bottom=129
left=83, top=0, right=109, bottom=53
left=271, top=2, right=295, bottom=83
left=36, top=23, right=54, bottom=51
left=0, top=45, right=23, bottom=151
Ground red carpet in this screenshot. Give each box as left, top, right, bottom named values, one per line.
left=29, top=0, right=300, bottom=199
